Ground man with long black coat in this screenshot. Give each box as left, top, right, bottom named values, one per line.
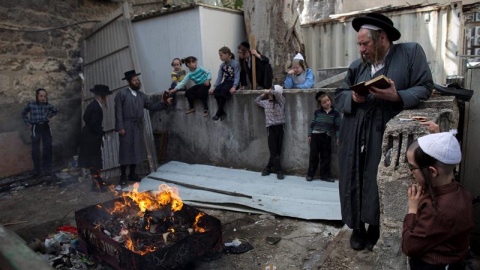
left=78, top=84, right=112, bottom=192
left=115, top=70, right=171, bottom=186
left=335, top=13, right=433, bottom=251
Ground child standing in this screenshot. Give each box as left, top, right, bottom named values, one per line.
left=284, top=53, right=315, bottom=89
left=306, top=91, right=340, bottom=182
left=254, top=85, right=286, bottom=180
left=78, top=84, right=112, bottom=192
left=169, top=58, right=186, bottom=90
left=209, top=47, right=240, bottom=121
left=403, top=131, right=473, bottom=269
left=170, top=56, right=211, bottom=117
left=21, top=88, right=58, bottom=176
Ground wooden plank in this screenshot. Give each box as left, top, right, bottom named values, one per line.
left=314, top=71, right=347, bottom=88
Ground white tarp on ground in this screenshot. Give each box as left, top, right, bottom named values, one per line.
left=133, top=161, right=341, bottom=220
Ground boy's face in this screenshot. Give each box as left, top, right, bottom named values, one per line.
left=406, top=148, right=425, bottom=187
left=319, top=96, right=331, bottom=110
left=172, top=60, right=181, bottom=71
left=37, top=90, right=47, bottom=103
left=187, top=61, right=197, bottom=70
left=219, top=51, right=230, bottom=62
left=292, top=62, right=304, bottom=75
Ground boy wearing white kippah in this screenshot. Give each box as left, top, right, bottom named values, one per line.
left=403, top=131, right=473, bottom=269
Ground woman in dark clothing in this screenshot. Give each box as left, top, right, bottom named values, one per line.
left=78, top=84, right=112, bottom=192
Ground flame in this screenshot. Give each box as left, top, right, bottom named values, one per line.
left=193, top=212, right=206, bottom=233
left=124, top=233, right=156, bottom=255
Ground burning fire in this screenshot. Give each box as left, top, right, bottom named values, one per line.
left=193, top=212, right=206, bottom=233
left=107, top=183, right=183, bottom=215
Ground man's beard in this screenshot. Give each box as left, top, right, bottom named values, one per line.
left=360, top=45, right=387, bottom=65
left=129, top=80, right=142, bottom=91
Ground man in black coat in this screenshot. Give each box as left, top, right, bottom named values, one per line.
left=237, top=41, right=273, bottom=90
left=78, top=84, right=112, bottom=192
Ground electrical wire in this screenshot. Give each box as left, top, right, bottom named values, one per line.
left=0, top=20, right=101, bottom=33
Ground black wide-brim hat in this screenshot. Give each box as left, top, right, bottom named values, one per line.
left=352, top=13, right=401, bottom=41
left=90, top=84, right=112, bottom=96
left=122, top=69, right=141, bottom=80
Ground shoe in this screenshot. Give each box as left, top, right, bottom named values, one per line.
left=365, top=225, right=380, bottom=251
left=277, top=171, right=285, bottom=180
left=119, top=175, right=127, bottom=186
left=321, top=176, right=335, bottom=182
left=261, top=167, right=271, bottom=176
left=350, top=227, right=367, bottom=251
left=212, top=115, right=220, bottom=121
left=306, top=176, right=313, bottom=181
left=128, top=174, right=141, bottom=182
left=220, top=113, right=226, bottom=121
left=203, top=110, right=209, bottom=117
left=185, top=108, right=195, bottom=114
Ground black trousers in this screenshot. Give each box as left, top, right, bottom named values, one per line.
left=307, top=133, right=331, bottom=178
left=185, top=84, right=209, bottom=111
left=409, top=257, right=464, bottom=270
left=31, top=122, right=52, bottom=173
left=266, top=124, right=284, bottom=172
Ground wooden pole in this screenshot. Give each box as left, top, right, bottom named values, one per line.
left=251, top=35, right=257, bottom=90
left=147, top=176, right=253, bottom=199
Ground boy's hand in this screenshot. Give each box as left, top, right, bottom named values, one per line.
left=287, top=69, right=295, bottom=75
left=308, top=136, right=311, bottom=144
left=204, top=80, right=210, bottom=86
left=420, top=121, right=440, bottom=134
left=209, top=88, right=214, bottom=95
left=118, top=129, right=126, bottom=136
left=169, top=88, right=177, bottom=94
left=229, top=87, right=236, bottom=94
left=408, top=184, right=423, bottom=214
left=336, top=138, right=339, bottom=145
left=166, top=98, right=172, bottom=105
left=251, top=49, right=260, bottom=58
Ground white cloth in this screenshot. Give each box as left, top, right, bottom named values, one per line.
left=129, top=88, right=137, bottom=97
left=293, top=53, right=304, bottom=61
left=418, top=130, right=461, bottom=164
left=361, top=24, right=381, bottom=31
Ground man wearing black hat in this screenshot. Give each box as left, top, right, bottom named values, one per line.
left=237, top=41, right=273, bottom=90
left=115, top=70, right=171, bottom=186
left=78, top=84, right=112, bottom=192
left=335, top=13, right=433, bottom=251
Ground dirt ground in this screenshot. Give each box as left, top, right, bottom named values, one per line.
left=0, top=169, right=355, bottom=270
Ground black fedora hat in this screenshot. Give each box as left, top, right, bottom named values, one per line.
left=90, top=84, right=112, bottom=96
left=352, top=13, right=401, bottom=41
left=122, top=69, right=141, bottom=80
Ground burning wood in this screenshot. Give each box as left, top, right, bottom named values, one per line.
left=75, top=183, right=222, bottom=270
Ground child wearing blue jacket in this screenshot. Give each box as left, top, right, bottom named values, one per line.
left=284, top=53, right=315, bottom=89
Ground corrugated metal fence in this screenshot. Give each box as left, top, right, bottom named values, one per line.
left=82, top=3, right=157, bottom=179
left=302, top=4, right=463, bottom=85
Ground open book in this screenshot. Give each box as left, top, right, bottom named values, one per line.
left=350, top=75, right=391, bottom=96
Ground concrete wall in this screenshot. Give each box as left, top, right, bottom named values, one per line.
left=151, top=89, right=340, bottom=176
left=132, top=5, right=245, bottom=95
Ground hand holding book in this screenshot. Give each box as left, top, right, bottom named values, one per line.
left=350, top=75, right=391, bottom=96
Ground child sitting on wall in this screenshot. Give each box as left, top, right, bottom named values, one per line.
left=170, top=58, right=186, bottom=90
left=403, top=131, right=474, bottom=269
left=284, top=53, right=315, bottom=89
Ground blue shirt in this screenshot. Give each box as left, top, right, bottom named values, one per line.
left=22, top=101, right=58, bottom=125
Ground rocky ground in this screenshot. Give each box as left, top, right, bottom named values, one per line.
left=0, top=168, right=354, bottom=270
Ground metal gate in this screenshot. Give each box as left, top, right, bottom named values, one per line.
left=82, top=3, right=157, bottom=179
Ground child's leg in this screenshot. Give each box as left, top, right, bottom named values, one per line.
left=41, top=124, right=53, bottom=173
left=200, top=85, right=209, bottom=111
left=307, top=134, right=321, bottom=177
left=31, top=124, right=41, bottom=174
left=319, top=134, right=332, bottom=179
left=185, top=86, right=196, bottom=109
left=275, top=125, right=284, bottom=172
left=268, top=125, right=283, bottom=172
left=266, top=126, right=275, bottom=170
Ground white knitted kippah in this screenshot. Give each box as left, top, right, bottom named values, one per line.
left=417, top=130, right=461, bottom=164
left=361, top=24, right=382, bottom=31
left=293, top=53, right=304, bottom=61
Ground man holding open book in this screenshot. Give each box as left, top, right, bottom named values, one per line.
left=335, top=13, right=433, bottom=251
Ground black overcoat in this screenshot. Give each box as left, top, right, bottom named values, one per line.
left=335, top=43, right=433, bottom=229
left=78, top=100, right=104, bottom=169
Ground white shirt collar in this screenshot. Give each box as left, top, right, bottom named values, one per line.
left=129, top=87, right=137, bottom=97
left=95, top=99, right=103, bottom=108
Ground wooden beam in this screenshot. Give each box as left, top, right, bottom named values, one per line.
left=251, top=35, right=257, bottom=90
left=314, top=71, right=348, bottom=88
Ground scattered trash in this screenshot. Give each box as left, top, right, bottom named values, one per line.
left=259, top=214, right=275, bottom=220
left=264, top=264, right=277, bottom=270
left=266, top=236, right=281, bottom=245
left=223, top=238, right=254, bottom=254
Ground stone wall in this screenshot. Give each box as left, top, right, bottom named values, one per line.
left=151, top=89, right=340, bottom=176
left=374, top=96, right=459, bottom=269
left=0, top=0, right=120, bottom=177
